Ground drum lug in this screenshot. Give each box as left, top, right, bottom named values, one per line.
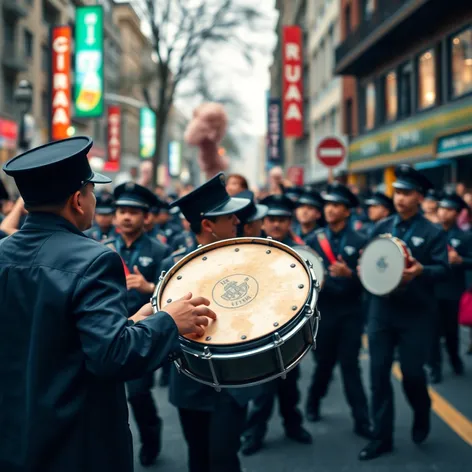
left=203, top=346, right=221, bottom=392
left=174, top=359, right=182, bottom=373
left=272, top=332, right=287, bottom=380
left=159, top=270, right=166, bottom=281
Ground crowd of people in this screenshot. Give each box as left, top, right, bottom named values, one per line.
left=1, top=136, right=472, bottom=471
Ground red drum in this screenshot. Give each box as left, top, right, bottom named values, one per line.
left=359, top=235, right=412, bottom=296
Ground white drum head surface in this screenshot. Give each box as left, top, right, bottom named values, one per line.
left=360, top=238, right=404, bottom=296
left=294, top=246, right=325, bottom=287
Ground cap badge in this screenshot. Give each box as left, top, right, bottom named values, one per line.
left=125, top=182, right=134, bottom=191
left=219, top=174, right=225, bottom=186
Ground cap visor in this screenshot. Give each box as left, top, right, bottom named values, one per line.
left=95, top=207, right=115, bottom=215
left=90, top=171, right=111, bottom=184
left=392, top=181, right=416, bottom=191
left=205, top=197, right=251, bottom=217
left=267, top=209, right=292, bottom=217
left=323, top=194, right=350, bottom=206
left=297, top=197, right=322, bottom=208
left=247, top=204, right=269, bottom=223
left=438, top=201, right=459, bottom=210
left=364, top=198, right=381, bottom=206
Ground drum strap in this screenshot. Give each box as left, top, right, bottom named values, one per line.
left=316, top=231, right=337, bottom=265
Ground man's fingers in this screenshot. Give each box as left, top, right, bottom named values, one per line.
left=189, top=296, right=211, bottom=307
left=194, top=315, right=210, bottom=327
left=193, top=306, right=217, bottom=320
left=178, top=292, right=192, bottom=301
left=193, top=325, right=205, bottom=337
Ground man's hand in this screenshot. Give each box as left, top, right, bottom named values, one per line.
left=164, top=292, right=217, bottom=337
left=401, top=257, right=423, bottom=284
left=329, top=255, right=353, bottom=278
left=448, top=249, right=463, bottom=265
left=126, top=266, right=155, bottom=294
left=130, top=302, right=153, bottom=324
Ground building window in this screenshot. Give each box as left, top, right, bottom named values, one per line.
left=385, top=71, right=398, bottom=121
left=42, top=0, right=59, bottom=27
left=3, top=19, right=15, bottom=45
left=24, top=29, right=33, bottom=59
left=418, top=49, right=436, bottom=109
left=42, top=44, right=49, bottom=71
left=365, top=82, right=376, bottom=130
left=3, top=73, right=15, bottom=109
left=363, top=0, right=375, bottom=20
left=345, top=98, right=353, bottom=137
left=399, top=62, right=412, bottom=118
left=345, top=4, right=352, bottom=36
left=42, top=91, right=49, bottom=119
left=451, top=27, right=472, bottom=98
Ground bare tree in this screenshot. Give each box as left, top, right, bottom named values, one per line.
left=136, top=0, right=272, bottom=183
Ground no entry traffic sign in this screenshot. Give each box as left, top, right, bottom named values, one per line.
left=316, top=136, right=347, bottom=168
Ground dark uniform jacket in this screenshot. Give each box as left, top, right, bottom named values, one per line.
left=435, top=224, right=472, bottom=301
left=369, top=213, right=449, bottom=317
left=104, top=233, right=171, bottom=317
left=161, top=236, right=263, bottom=412
left=0, top=213, right=181, bottom=472
left=171, top=230, right=196, bottom=251
left=0, top=229, right=6, bottom=240
left=84, top=223, right=117, bottom=242
left=306, top=225, right=366, bottom=314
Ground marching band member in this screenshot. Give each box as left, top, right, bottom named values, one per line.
left=422, top=189, right=440, bottom=223
left=430, top=192, right=472, bottom=383
left=161, top=173, right=253, bottom=472
left=83, top=191, right=116, bottom=241
left=361, top=192, right=395, bottom=237
left=241, top=194, right=312, bottom=456
left=0, top=137, right=214, bottom=472
left=294, top=188, right=325, bottom=242
left=104, top=182, right=173, bottom=466
left=304, top=183, right=371, bottom=438
left=234, top=190, right=268, bottom=237
left=359, top=165, right=448, bottom=461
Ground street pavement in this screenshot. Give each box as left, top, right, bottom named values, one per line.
left=132, top=328, right=472, bottom=472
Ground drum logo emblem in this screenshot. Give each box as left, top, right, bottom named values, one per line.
left=212, top=274, right=259, bottom=309
left=376, top=257, right=388, bottom=272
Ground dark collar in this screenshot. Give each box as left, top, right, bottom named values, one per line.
left=395, top=212, right=420, bottom=227
left=22, top=212, right=86, bottom=237
left=118, top=231, right=146, bottom=249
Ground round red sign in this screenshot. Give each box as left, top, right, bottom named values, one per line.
left=316, top=137, right=346, bottom=168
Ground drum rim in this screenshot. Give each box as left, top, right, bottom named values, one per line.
left=359, top=234, right=406, bottom=295
left=292, top=245, right=326, bottom=284
left=152, top=236, right=316, bottom=350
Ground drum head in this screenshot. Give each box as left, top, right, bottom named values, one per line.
left=293, top=246, right=325, bottom=287
left=159, top=238, right=312, bottom=346
left=359, top=238, right=405, bottom=296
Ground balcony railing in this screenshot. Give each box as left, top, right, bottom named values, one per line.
left=2, top=0, right=28, bottom=20
left=335, top=0, right=419, bottom=74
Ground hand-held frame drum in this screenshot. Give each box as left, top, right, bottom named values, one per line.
left=151, top=237, right=320, bottom=391
left=359, top=234, right=412, bottom=296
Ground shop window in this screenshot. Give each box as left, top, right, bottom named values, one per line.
left=384, top=71, right=398, bottom=121
left=451, top=27, right=472, bottom=98
left=418, top=49, right=436, bottom=109
left=399, top=62, right=412, bottom=118
left=365, top=82, right=376, bottom=130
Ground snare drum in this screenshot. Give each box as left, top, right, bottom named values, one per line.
left=292, top=245, right=326, bottom=288
left=152, top=237, right=320, bottom=391
left=359, top=234, right=412, bottom=296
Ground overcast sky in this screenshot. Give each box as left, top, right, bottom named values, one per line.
left=132, top=0, right=278, bottom=136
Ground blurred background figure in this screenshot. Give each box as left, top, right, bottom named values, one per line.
left=138, top=160, right=154, bottom=189
left=422, top=189, right=440, bottom=223
left=226, top=174, right=249, bottom=196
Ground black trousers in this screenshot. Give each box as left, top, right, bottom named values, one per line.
left=243, top=365, right=303, bottom=440
left=178, top=393, right=247, bottom=472
left=307, top=310, right=369, bottom=425
left=431, top=298, right=461, bottom=371
left=126, top=372, right=161, bottom=449
left=368, top=315, right=431, bottom=442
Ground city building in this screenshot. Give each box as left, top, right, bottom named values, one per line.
left=336, top=0, right=472, bottom=192
left=269, top=0, right=310, bottom=176
left=307, top=0, right=346, bottom=183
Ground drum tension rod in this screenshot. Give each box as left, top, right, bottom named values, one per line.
left=203, top=346, right=222, bottom=392
left=273, top=332, right=287, bottom=379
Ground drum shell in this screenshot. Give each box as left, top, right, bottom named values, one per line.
left=178, top=313, right=315, bottom=387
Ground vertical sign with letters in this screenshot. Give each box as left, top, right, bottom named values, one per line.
left=282, top=26, right=303, bottom=138
left=50, top=26, right=71, bottom=141
left=105, top=105, right=121, bottom=172
left=267, top=98, right=284, bottom=167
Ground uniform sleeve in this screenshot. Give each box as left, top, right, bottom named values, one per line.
left=421, top=229, right=449, bottom=282
left=73, top=250, right=181, bottom=380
